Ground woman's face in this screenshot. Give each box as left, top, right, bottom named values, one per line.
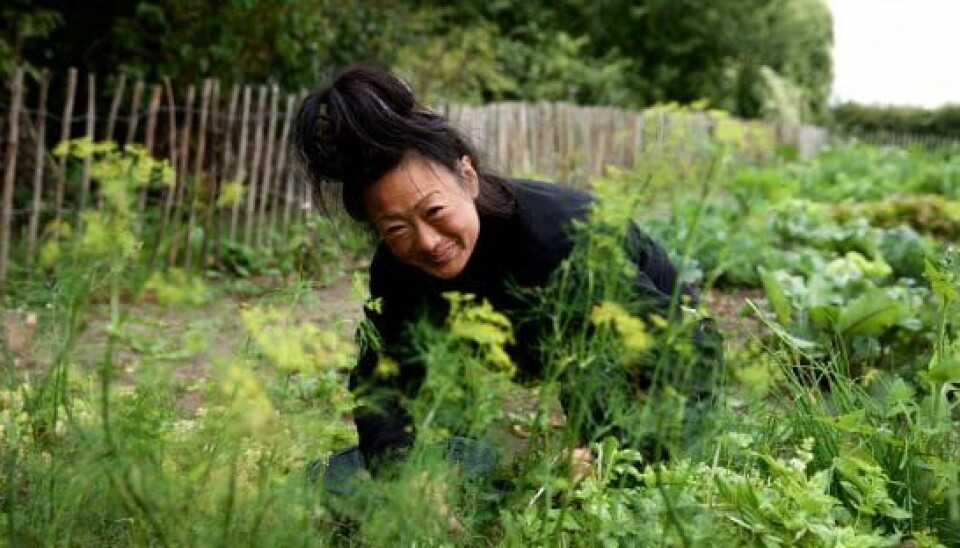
left=364, top=153, right=480, bottom=279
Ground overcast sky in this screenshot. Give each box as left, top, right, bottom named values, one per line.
left=828, top=0, right=960, bottom=107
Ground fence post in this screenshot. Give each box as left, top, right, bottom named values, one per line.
left=27, top=69, right=51, bottom=267
left=159, top=77, right=178, bottom=253
left=77, top=74, right=95, bottom=231
left=296, top=90, right=309, bottom=225
left=54, top=68, right=78, bottom=235
left=98, top=74, right=126, bottom=212
left=243, top=85, right=267, bottom=247
left=200, top=79, right=223, bottom=267
left=138, top=84, right=162, bottom=219
left=104, top=73, right=126, bottom=143
left=277, top=93, right=296, bottom=236
left=215, top=83, right=239, bottom=261
left=184, top=79, right=212, bottom=270
left=1, top=67, right=25, bottom=290
left=124, top=80, right=145, bottom=148
left=167, top=84, right=195, bottom=266
left=257, top=85, right=279, bottom=246
left=230, top=86, right=251, bottom=243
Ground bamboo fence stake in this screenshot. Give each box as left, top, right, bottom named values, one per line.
left=634, top=112, right=644, bottom=167
left=278, top=93, right=296, bottom=235
left=167, top=84, right=195, bottom=266
left=297, top=90, right=310, bottom=225
left=612, top=108, right=623, bottom=168
left=124, top=80, right=145, bottom=147
left=77, top=74, right=95, bottom=229
left=597, top=108, right=609, bottom=176
left=138, top=84, right=162, bottom=218
left=230, top=86, right=251, bottom=243
left=102, top=79, right=139, bottom=212
left=215, top=83, right=239, bottom=259
left=184, top=79, right=212, bottom=270
left=520, top=105, right=531, bottom=174
left=544, top=103, right=556, bottom=176
left=502, top=104, right=513, bottom=173
left=200, top=79, right=224, bottom=266
left=54, top=68, right=78, bottom=233
left=104, top=73, right=126, bottom=142
left=27, top=69, right=50, bottom=266
left=564, top=104, right=575, bottom=182
left=243, top=85, right=266, bottom=246
left=257, top=85, right=279, bottom=246
left=0, top=67, right=25, bottom=288
left=160, top=77, right=179, bottom=248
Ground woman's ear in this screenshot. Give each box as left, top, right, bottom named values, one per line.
left=459, top=155, right=480, bottom=199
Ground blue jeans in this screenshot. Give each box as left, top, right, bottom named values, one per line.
left=309, top=437, right=499, bottom=497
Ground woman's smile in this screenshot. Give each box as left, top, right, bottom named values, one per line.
left=427, top=242, right=454, bottom=264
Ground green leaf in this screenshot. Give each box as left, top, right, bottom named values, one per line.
left=758, top=267, right=792, bottom=325
left=836, top=291, right=905, bottom=337
left=924, top=257, right=957, bottom=303
left=746, top=300, right=817, bottom=351
left=927, top=350, right=960, bottom=384
left=808, top=304, right=838, bottom=331
left=817, top=410, right=873, bottom=435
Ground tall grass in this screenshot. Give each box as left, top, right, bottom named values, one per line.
left=1, top=140, right=957, bottom=545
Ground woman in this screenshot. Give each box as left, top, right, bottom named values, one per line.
left=293, top=66, right=721, bottom=481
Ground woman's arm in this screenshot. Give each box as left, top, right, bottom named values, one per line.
left=348, top=250, right=428, bottom=468
left=624, top=221, right=697, bottom=313
left=348, top=338, right=417, bottom=466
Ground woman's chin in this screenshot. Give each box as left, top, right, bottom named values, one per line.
left=424, top=263, right=462, bottom=279
left=420, top=255, right=467, bottom=279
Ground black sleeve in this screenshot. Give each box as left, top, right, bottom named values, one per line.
left=625, top=222, right=724, bottom=413
left=349, top=327, right=416, bottom=467
left=347, top=255, right=425, bottom=467
left=624, top=222, right=697, bottom=313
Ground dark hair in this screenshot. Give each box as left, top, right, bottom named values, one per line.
left=293, top=65, right=514, bottom=223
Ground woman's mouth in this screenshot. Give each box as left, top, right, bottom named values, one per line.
left=428, top=243, right=455, bottom=264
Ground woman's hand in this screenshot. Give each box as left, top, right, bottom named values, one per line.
left=565, top=447, right=594, bottom=485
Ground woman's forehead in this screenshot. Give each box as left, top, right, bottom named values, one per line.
left=365, top=155, right=457, bottom=215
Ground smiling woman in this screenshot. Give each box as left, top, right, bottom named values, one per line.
left=292, top=65, right=722, bottom=485
left=364, top=153, right=480, bottom=279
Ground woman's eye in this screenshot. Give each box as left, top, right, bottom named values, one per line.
left=426, top=206, right=444, bottom=218
left=385, top=225, right=406, bottom=237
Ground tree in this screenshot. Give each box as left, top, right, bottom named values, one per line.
left=9, top=0, right=833, bottom=121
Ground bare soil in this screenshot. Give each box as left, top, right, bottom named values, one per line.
left=705, top=288, right=768, bottom=343
left=6, top=278, right=763, bottom=418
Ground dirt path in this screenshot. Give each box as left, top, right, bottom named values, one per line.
left=6, top=275, right=364, bottom=411
left=6, top=278, right=763, bottom=417
left=705, top=288, right=767, bottom=343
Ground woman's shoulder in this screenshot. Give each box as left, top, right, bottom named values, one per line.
left=505, top=179, right=592, bottom=210
left=505, top=178, right=592, bottom=244
left=495, top=179, right=592, bottom=280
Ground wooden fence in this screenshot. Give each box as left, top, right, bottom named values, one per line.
left=842, top=131, right=960, bottom=150
left=0, top=67, right=831, bottom=289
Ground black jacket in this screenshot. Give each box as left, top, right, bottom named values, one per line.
left=348, top=179, right=689, bottom=464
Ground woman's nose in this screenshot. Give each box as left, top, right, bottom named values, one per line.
left=414, top=223, right=442, bottom=252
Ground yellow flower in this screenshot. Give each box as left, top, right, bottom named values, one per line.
left=590, top=301, right=652, bottom=356
left=217, top=180, right=245, bottom=207
left=220, top=364, right=278, bottom=438
left=241, top=306, right=355, bottom=373
left=375, top=356, right=400, bottom=379
left=39, top=240, right=61, bottom=268
left=444, top=292, right=515, bottom=374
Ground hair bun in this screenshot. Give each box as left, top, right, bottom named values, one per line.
left=293, top=64, right=496, bottom=222
left=333, top=66, right=416, bottom=119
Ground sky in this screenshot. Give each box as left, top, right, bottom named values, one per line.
left=828, top=0, right=960, bottom=107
